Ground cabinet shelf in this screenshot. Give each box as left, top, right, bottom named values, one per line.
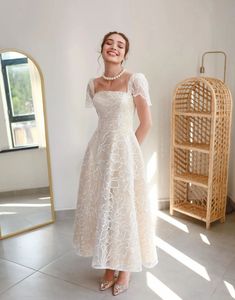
left=174, top=173, right=208, bottom=188
left=172, top=203, right=207, bottom=221
left=175, top=111, right=212, bottom=118
left=174, top=142, right=210, bottom=153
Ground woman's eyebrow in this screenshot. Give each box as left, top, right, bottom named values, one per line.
left=106, top=38, right=125, bottom=45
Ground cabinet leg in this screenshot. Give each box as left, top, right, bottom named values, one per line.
left=170, top=207, right=174, bottom=215
left=220, top=217, right=225, bottom=223
left=206, top=222, right=210, bottom=229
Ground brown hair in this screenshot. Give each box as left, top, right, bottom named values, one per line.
left=100, top=31, right=130, bottom=64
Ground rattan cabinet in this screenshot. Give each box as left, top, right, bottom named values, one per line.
left=170, top=77, right=232, bottom=229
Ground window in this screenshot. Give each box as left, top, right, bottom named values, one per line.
left=0, top=52, right=38, bottom=148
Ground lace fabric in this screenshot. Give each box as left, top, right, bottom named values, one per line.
left=85, top=73, right=152, bottom=108
left=85, top=78, right=94, bottom=108
left=131, top=73, right=152, bottom=106
left=73, top=72, right=158, bottom=272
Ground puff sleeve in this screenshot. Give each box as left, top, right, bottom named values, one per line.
left=131, top=73, right=152, bottom=106
left=85, top=79, right=94, bottom=108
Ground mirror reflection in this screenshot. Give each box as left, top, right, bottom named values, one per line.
left=0, top=50, right=55, bottom=239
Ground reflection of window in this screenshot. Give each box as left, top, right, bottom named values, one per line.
left=1, top=53, right=38, bottom=148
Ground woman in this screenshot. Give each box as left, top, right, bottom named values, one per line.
left=73, top=31, right=158, bottom=296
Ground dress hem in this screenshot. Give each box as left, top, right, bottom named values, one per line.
left=73, top=246, right=158, bottom=272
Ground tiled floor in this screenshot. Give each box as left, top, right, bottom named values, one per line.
left=0, top=209, right=235, bottom=300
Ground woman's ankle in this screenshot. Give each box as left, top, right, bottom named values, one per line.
left=104, top=269, right=115, bottom=280
left=117, top=271, right=131, bottom=284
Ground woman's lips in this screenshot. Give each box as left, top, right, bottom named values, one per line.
left=107, top=51, right=118, bottom=56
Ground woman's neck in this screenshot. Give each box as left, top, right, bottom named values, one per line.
left=103, top=63, right=123, bottom=77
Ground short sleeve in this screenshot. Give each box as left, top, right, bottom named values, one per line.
left=131, top=73, right=152, bottom=106
left=85, top=79, right=94, bottom=108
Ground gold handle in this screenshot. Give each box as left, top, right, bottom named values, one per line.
left=200, top=51, right=227, bottom=83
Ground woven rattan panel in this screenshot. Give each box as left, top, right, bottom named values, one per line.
left=170, top=77, right=232, bottom=228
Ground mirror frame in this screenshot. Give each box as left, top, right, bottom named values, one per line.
left=0, top=48, right=56, bottom=239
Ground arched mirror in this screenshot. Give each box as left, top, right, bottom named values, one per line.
left=0, top=49, right=55, bottom=239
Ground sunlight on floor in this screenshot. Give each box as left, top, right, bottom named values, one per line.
left=146, top=271, right=182, bottom=300
left=156, top=210, right=189, bottom=233
left=155, top=236, right=210, bottom=281
left=0, top=211, right=17, bottom=215
left=200, top=233, right=210, bottom=245
left=224, top=280, right=235, bottom=299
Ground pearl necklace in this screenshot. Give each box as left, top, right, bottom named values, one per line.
left=102, top=68, right=126, bottom=80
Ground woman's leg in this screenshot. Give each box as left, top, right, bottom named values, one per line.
left=103, top=268, right=116, bottom=280
left=99, top=268, right=117, bottom=291
left=116, top=270, right=130, bottom=284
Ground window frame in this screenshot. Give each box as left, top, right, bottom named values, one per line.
left=0, top=54, right=36, bottom=148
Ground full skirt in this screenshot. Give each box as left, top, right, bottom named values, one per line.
left=73, top=129, right=158, bottom=272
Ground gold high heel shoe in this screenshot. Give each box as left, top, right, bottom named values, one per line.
left=99, top=270, right=119, bottom=291
left=112, top=282, right=129, bottom=296
left=99, top=277, right=116, bottom=291
left=112, top=275, right=130, bottom=296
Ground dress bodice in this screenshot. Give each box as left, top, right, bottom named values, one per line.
left=85, top=72, right=152, bottom=133
left=93, top=91, right=135, bottom=133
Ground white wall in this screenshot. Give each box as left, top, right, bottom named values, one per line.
left=211, top=0, right=235, bottom=202
left=0, top=0, right=234, bottom=210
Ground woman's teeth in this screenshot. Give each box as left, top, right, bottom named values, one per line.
left=108, top=51, right=117, bottom=56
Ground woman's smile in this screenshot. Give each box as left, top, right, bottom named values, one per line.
left=107, top=50, right=119, bottom=56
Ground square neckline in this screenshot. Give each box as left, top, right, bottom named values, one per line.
left=92, top=73, right=135, bottom=96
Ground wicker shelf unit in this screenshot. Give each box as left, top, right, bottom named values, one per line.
left=170, top=77, right=232, bottom=229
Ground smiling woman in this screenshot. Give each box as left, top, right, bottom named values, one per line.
left=93, top=32, right=131, bottom=94
left=73, top=31, right=157, bottom=296
left=101, top=31, right=129, bottom=65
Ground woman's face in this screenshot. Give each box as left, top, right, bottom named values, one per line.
left=102, top=33, right=126, bottom=65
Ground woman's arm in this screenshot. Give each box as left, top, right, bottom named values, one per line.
left=134, top=95, right=153, bottom=145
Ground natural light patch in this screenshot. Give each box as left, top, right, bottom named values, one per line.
left=0, top=203, right=50, bottom=207
left=155, top=236, right=210, bottom=281
left=146, top=151, right=157, bottom=183
left=200, top=233, right=210, bottom=245
left=0, top=211, right=17, bottom=215
left=156, top=210, right=189, bottom=233
left=38, top=196, right=51, bottom=200
left=146, top=271, right=182, bottom=300
left=224, top=281, right=235, bottom=299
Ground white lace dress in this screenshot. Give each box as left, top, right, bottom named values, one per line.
left=73, top=73, right=158, bottom=272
